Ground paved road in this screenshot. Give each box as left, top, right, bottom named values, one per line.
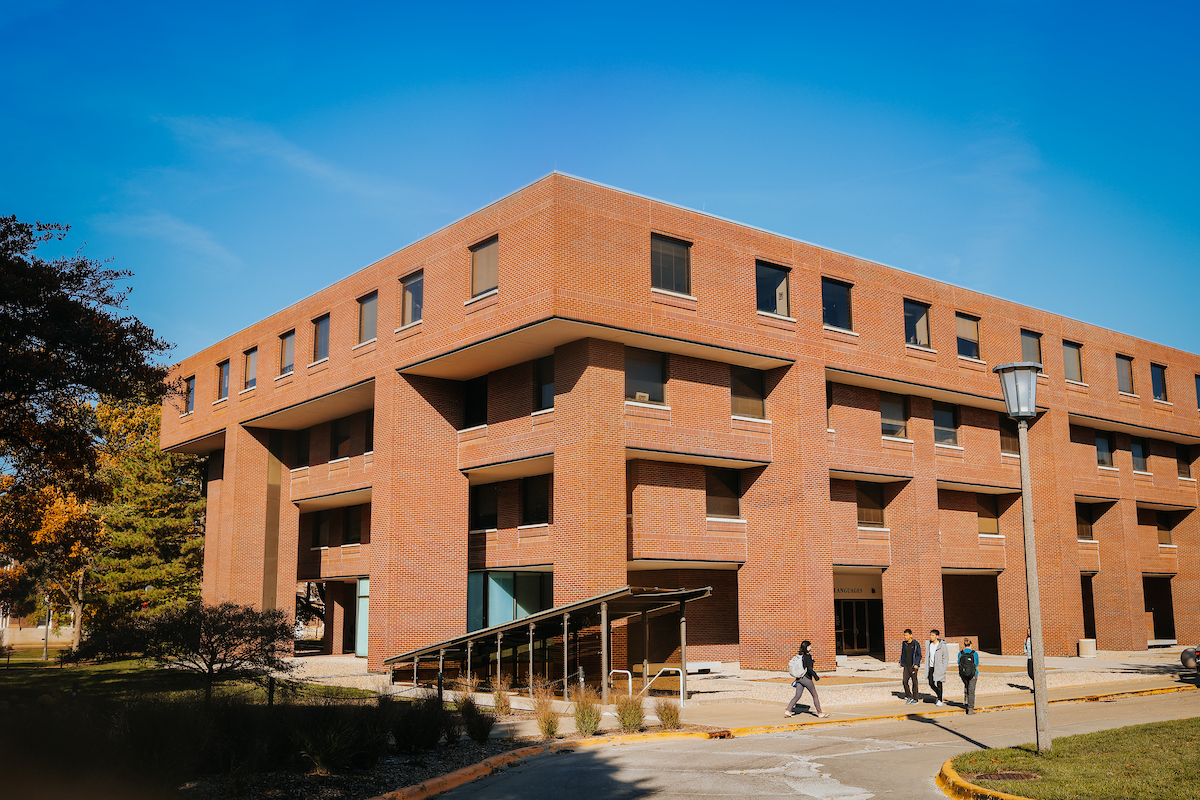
left=442, top=691, right=1200, bottom=799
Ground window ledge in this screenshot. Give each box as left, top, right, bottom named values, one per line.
left=978, top=533, right=1006, bottom=539
left=352, top=338, right=377, bottom=350
left=179, top=410, right=194, bottom=418
left=239, top=386, right=256, bottom=395
left=1098, top=465, right=1120, bottom=472
left=308, top=357, right=329, bottom=368
left=822, top=323, right=857, bottom=336
left=395, top=319, right=422, bottom=333
left=1159, top=544, right=1178, bottom=549
left=732, top=414, right=770, bottom=423
left=1065, top=379, right=1089, bottom=388
left=1077, top=537, right=1096, bottom=543
left=1133, top=469, right=1153, bottom=476
left=212, top=397, right=227, bottom=406
left=957, top=355, right=986, bottom=365
left=881, top=435, right=913, bottom=444
left=706, top=516, right=746, bottom=523
left=1037, top=373, right=1049, bottom=381
left=857, top=526, right=890, bottom=532
left=1118, top=391, right=1140, bottom=399
left=275, top=371, right=294, bottom=381
left=1153, top=398, right=1173, bottom=406
left=517, top=522, right=550, bottom=530
left=905, top=343, right=937, bottom=354
left=290, top=466, right=309, bottom=473
left=758, top=310, right=797, bottom=323
left=468, top=528, right=498, bottom=535
left=1179, top=476, right=1197, bottom=483
left=465, top=288, right=498, bottom=306
left=532, top=407, right=554, bottom=417
left=625, top=400, right=669, bottom=410
left=364, top=450, right=374, bottom=456
left=310, top=546, right=329, bottom=551
left=651, top=286, right=697, bottom=302
left=827, top=427, right=835, bottom=433
left=1001, top=451, right=1021, bottom=459
left=329, top=457, right=350, bottom=465
left=935, top=443, right=964, bottom=451
left=342, top=542, right=361, bottom=548
left=459, top=423, right=487, bottom=433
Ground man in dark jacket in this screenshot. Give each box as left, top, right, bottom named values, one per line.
left=899, top=628, right=922, bottom=705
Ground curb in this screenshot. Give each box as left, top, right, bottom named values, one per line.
left=936, top=758, right=1033, bottom=800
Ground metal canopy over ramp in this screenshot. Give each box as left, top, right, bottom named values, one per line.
left=383, top=585, right=712, bottom=703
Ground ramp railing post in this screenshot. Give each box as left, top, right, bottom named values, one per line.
left=600, top=601, right=610, bottom=704
left=641, top=609, right=649, bottom=693
left=528, top=623, right=535, bottom=694
left=679, top=601, right=687, bottom=708
left=562, top=612, right=570, bottom=700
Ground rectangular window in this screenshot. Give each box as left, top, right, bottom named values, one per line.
left=469, top=483, right=498, bottom=531
left=312, top=510, right=329, bottom=548
left=1116, top=354, right=1135, bottom=394
left=826, top=383, right=833, bottom=429
left=184, top=376, right=195, bottom=413
left=533, top=356, right=554, bottom=412
left=312, top=315, right=330, bottom=363
left=999, top=415, right=1019, bottom=456
left=401, top=270, right=423, bottom=326
left=933, top=401, right=959, bottom=446
left=731, top=366, right=766, bottom=419
left=216, top=360, right=230, bottom=400
left=977, top=495, right=999, bottom=535
left=364, top=410, right=374, bottom=453
left=625, top=348, right=665, bottom=404
left=343, top=506, right=362, bottom=545
left=471, top=236, right=499, bottom=297
left=706, top=467, right=741, bottom=519
left=1076, top=503, right=1094, bottom=541
left=880, top=392, right=908, bottom=438
left=1063, top=341, right=1083, bottom=382
left=1096, top=430, right=1115, bottom=467
left=856, top=482, right=885, bottom=527
left=1151, top=363, right=1168, bottom=402
left=279, top=330, right=295, bottom=375
left=956, top=313, right=980, bottom=359
left=1157, top=512, right=1173, bottom=545
left=1196, top=375, right=1200, bottom=410
left=243, top=348, right=257, bottom=390
left=330, top=417, right=352, bottom=461
left=821, top=277, right=852, bottom=330
left=650, top=233, right=691, bottom=296
left=903, top=299, right=931, bottom=348
left=1020, top=329, right=1042, bottom=364
left=295, top=429, right=310, bottom=468
left=463, top=376, right=488, bottom=428
left=1131, top=437, right=1148, bottom=472
left=1178, top=444, right=1191, bottom=479
left=758, top=261, right=791, bottom=317
left=521, top=474, right=552, bottom=525
left=358, top=291, right=378, bottom=344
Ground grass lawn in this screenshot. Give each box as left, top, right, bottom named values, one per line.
left=952, top=717, right=1199, bottom=800
left=0, top=649, right=374, bottom=703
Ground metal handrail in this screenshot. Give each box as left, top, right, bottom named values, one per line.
left=636, top=666, right=686, bottom=707
left=609, top=669, right=633, bottom=697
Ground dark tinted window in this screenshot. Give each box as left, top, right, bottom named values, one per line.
left=731, top=366, right=766, bottom=419
left=471, top=236, right=498, bottom=297
left=999, top=415, right=1019, bottom=455
left=933, top=402, right=958, bottom=445
left=706, top=467, right=740, bottom=519
left=280, top=330, right=295, bottom=374
left=463, top=376, right=488, bottom=428
left=469, top=483, right=498, bottom=530
left=956, top=314, right=980, bottom=359
left=330, top=417, right=352, bottom=460
left=1096, top=431, right=1115, bottom=467
left=880, top=392, right=907, bottom=438
left=312, top=315, right=330, bottom=362
left=1116, top=355, right=1135, bottom=394
left=534, top=356, right=554, bottom=412
left=364, top=410, right=374, bottom=453
left=1063, top=341, right=1083, bottom=382
left=822, top=278, right=852, bottom=330
left=1151, top=364, right=1168, bottom=402
left=977, top=494, right=999, bottom=535
left=758, top=262, right=790, bottom=317
left=903, top=300, right=930, bottom=348
left=343, top=506, right=362, bottom=544
left=312, top=511, right=329, bottom=548
left=1178, top=444, right=1192, bottom=479
left=358, top=292, right=378, bottom=344
left=521, top=474, right=552, bottom=525
left=1076, top=503, right=1094, bottom=540
left=1131, top=437, right=1148, bottom=472
left=184, top=376, right=195, bottom=413
left=1020, top=330, right=1042, bottom=364
left=856, top=482, right=885, bottom=527
left=651, top=234, right=691, bottom=296
left=217, top=360, right=230, bottom=400
left=401, top=271, right=424, bottom=326
left=625, top=348, right=665, bottom=403
left=295, top=429, right=310, bottom=468
left=244, top=348, right=257, bottom=390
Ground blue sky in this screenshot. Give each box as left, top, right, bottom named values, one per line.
left=3, top=2, right=1198, bottom=360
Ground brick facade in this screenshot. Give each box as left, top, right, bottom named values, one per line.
left=162, top=173, right=1199, bottom=672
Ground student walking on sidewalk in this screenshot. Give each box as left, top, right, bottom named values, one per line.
left=959, top=638, right=980, bottom=714
left=926, top=629, right=948, bottom=706
left=899, top=628, right=922, bottom=705
left=784, top=641, right=829, bottom=718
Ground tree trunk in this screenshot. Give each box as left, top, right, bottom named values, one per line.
left=71, top=570, right=84, bottom=650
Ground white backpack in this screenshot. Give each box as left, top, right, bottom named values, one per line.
left=788, top=654, right=806, bottom=679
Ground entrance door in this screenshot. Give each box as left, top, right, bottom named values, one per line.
left=836, top=600, right=868, bottom=654
left=355, top=578, right=369, bottom=658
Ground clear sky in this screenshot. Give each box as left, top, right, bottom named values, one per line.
left=3, top=2, right=1198, bottom=360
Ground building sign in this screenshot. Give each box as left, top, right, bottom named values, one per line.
left=833, top=571, right=883, bottom=597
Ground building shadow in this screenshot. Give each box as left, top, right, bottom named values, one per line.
left=441, top=745, right=657, bottom=799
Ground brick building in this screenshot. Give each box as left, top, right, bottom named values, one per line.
left=160, top=173, right=1198, bottom=673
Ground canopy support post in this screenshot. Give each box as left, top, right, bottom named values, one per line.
left=679, top=601, right=688, bottom=708
left=601, top=601, right=610, bottom=705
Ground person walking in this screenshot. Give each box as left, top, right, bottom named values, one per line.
left=784, top=640, right=829, bottom=718
left=1024, top=632, right=1035, bottom=694
left=959, top=638, right=980, bottom=714
left=926, top=629, right=948, bottom=706
left=899, top=628, right=922, bottom=705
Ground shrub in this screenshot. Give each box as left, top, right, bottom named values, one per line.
left=615, top=694, right=644, bottom=733
left=456, top=690, right=496, bottom=744
left=572, top=685, right=602, bottom=737
left=654, top=697, right=681, bottom=729
left=291, top=703, right=389, bottom=773
left=490, top=672, right=511, bottom=716
left=532, top=683, right=559, bottom=739
left=389, top=692, right=447, bottom=754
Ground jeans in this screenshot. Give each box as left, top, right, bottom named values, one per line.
left=927, top=668, right=943, bottom=702
left=963, top=675, right=977, bottom=712
left=786, top=677, right=822, bottom=714
left=902, top=664, right=920, bottom=700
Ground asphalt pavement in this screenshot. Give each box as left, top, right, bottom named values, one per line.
left=440, top=690, right=1200, bottom=799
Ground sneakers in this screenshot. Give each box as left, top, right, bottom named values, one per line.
left=935, top=700, right=943, bottom=706
left=783, top=711, right=794, bottom=718
left=904, top=698, right=917, bottom=705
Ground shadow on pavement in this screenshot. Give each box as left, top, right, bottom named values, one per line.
left=906, top=714, right=990, bottom=750
left=443, top=746, right=656, bottom=799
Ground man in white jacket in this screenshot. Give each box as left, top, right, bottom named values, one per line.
left=926, top=629, right=948, bottom=706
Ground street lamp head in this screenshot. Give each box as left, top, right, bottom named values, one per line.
left=993, top=361, right=1042, bottom=419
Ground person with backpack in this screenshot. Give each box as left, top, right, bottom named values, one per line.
left=958, top=637, right=980, bottom=714
left=784, top=640, right=829, bottom=718
left=898, top=628, right=922, bottom=705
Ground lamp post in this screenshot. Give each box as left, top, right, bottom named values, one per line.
left=993, top=361, right=1052, bottom=752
